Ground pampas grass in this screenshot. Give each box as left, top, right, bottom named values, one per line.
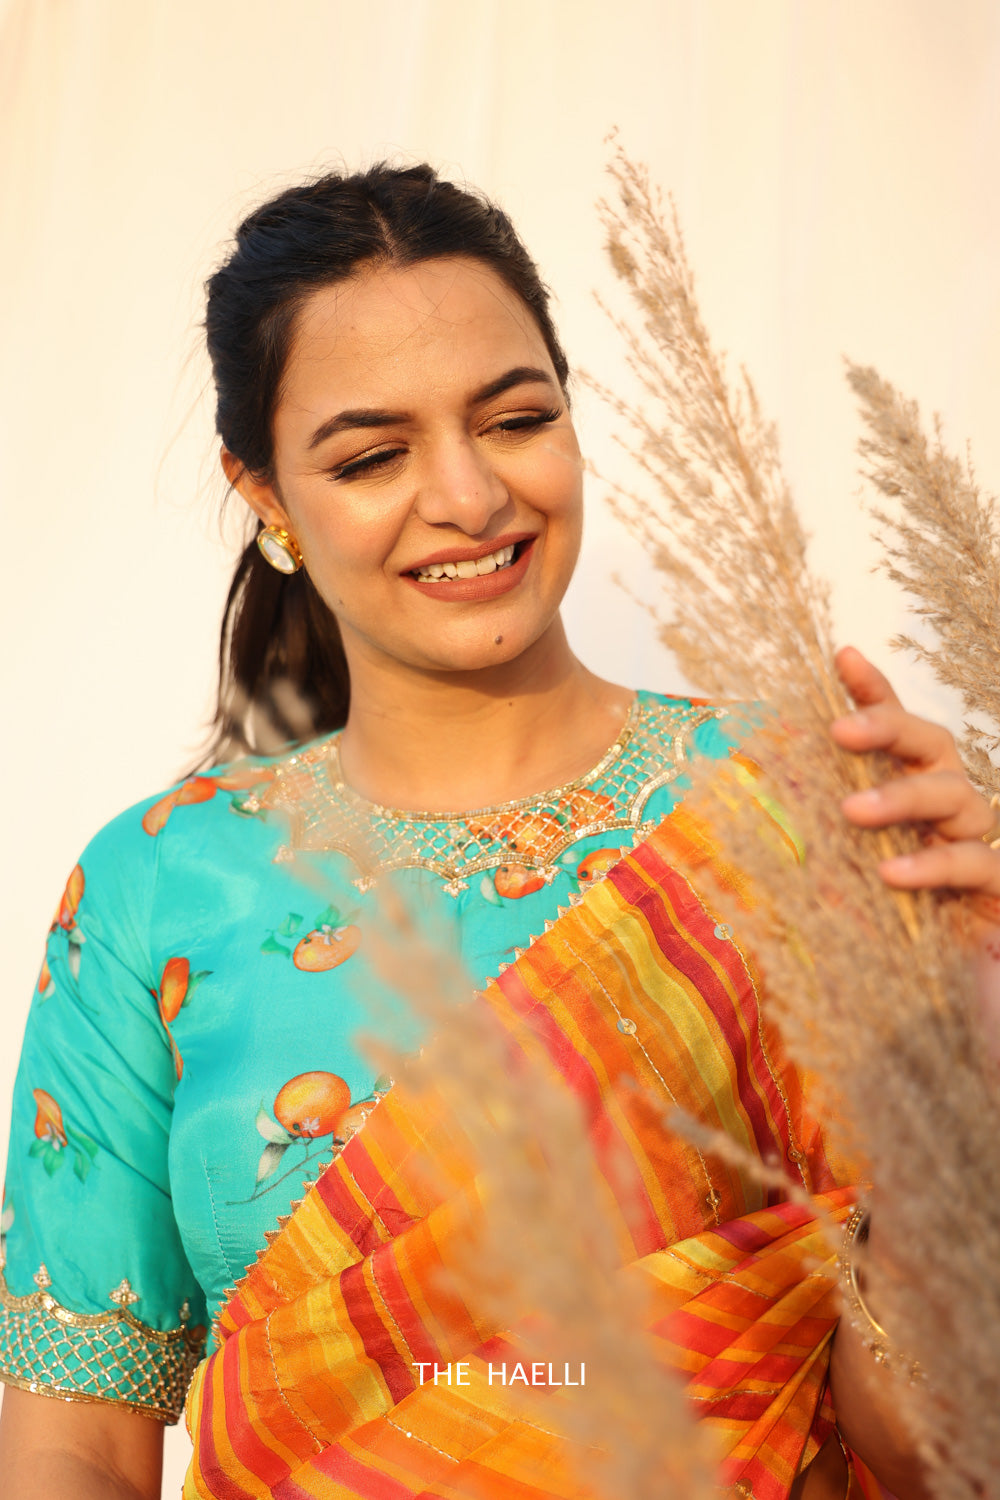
left=598, top=146, right=1000, bottom=1498
left=847, top=363, right=1000, bottom=796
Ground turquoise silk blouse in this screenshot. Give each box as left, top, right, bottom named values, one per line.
left=0, top=692, right=735, bottom=1422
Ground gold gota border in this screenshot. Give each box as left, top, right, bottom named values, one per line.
left=0, top=1268, right=205, bottom=1423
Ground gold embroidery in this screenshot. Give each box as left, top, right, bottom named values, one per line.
left=261, top=697, right=718, bottom=892
left=0, top=1267, right=204, bottom=1422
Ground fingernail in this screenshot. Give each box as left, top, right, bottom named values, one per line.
left=846, top=789, right=882, bottom=809
left=880, top=855, right=916, bottom=874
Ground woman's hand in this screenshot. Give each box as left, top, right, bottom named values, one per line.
left=831, top=645, right=1000, bottom=913
left=831, top=644, right=1000, bottom=1056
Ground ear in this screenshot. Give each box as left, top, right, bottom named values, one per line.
left=220, top=446, right=292, bottom=531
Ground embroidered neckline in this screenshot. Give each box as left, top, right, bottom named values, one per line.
left=260, top=694, right=720, bottom=893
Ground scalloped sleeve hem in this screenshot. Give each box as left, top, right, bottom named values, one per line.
left=0, top=1268, right=205, bottom=1423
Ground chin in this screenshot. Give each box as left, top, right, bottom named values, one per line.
left=412, top=623, right=548, bottom=676
left=421, top=642, right=529, bottom=675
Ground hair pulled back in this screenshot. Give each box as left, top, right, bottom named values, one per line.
left=204, top=162, right=570, bottom=763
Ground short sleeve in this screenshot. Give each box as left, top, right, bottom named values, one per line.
left=0, top=801, right=206, bottom=1422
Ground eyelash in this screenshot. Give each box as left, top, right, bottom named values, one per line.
left=327, top=407, right=562, bottom=482
left=492, top=406, right=562, bottom=434
left=329, top=448, right=404, bottom=481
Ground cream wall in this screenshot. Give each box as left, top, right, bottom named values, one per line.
left=2, top=2, right=999, bottom=1491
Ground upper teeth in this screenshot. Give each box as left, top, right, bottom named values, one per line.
left=414, top=544, right=516, bottom=582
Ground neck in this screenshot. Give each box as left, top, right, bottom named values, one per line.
left=336, top=621, right=632, bottom=812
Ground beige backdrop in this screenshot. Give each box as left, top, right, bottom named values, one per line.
left=2, top=1, right=999, bottom=1491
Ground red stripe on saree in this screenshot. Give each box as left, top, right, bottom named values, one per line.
left=318, top=1150, right=417, bottom=1255
left=340, top=1260, right=416, bottom=1402
left=490, top=961, right=667, bottom=1257
left=606, top=848, right=816, bottom=1190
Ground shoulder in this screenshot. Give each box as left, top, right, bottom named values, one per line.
left=70, top=738, right=336, bottom=908
left=633, top=687, right=747, bottom=761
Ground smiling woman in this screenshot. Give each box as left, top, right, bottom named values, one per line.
left=227, top=259, right=585, bottom=717
left=0, top=162, right=994, bottom=1500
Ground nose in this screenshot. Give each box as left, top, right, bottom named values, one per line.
left=413, top=435, right=511, bottom=535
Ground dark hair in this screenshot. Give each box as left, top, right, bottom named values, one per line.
left=203, top=161, right=570, bottom=764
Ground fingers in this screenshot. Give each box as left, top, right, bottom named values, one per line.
left=833, top=644, right=1000, bottom=906
left=831, top=644, right=962, bottom=771
left=842, top=769, right=994, bottom=843
left=831, top=702, right=962, bottom=770
left=877, top=840, right=1000, bottom=900
left=834, top=644, right=903, bottom=711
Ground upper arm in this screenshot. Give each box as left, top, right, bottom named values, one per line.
left=0, top=1384, right=164, bottom=1500
left=1, top=806, right=206, bottom=1424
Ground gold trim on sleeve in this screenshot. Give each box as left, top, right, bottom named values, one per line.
left=0, top=1267, right=205, bottom=1423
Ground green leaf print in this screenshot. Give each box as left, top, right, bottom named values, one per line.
left=230, top=792, right=266, bottom=818
left=66, top=1127, right=99, bottom=1160
left=256, top=1141, right=291, bottom=1183
left=255, top=1104, right=294, bottom=1145
left=73, top=1152, right=91, bottom=1183
left=67, top=931, right=85, bottom=981
left=276, top=914, right=303, bottom=938
left=42, top=1145, right=65, bottom=1176
left=313, top=905, right=341, bottom=929
left=183, top=970, right=212, bottom=1005
left=260, top=934, right=290, bottom=957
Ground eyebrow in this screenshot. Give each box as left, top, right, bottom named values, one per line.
left=305, top=365, right=557, bottom=450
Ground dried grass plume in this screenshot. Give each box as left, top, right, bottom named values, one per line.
left=847, top=362, right=1000, bottom=795
left=598, top=145, right=1000, bottom=1499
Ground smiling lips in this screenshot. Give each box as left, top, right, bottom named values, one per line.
left=412, top=543, right=516, bottom=583
left=404, top=538, right=534, bottom=602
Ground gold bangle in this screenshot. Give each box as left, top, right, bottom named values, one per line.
left=839, top=1207, right=890, bottom=1360
left=982, top=793, right=1000, bottom=851
left=838, top=1206, right=921, bottom=1381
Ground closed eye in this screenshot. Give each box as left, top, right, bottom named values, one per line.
left=327, top=407, right=562, bottom=480
left=327, top=447, right=405, bottom=482
left=490, top=407, right=562, bottom=434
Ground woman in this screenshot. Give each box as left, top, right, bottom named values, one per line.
left=0, top=163, right=996, bottom=1500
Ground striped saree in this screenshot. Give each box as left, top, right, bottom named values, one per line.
left=183, top=814, right=877, bottom=1499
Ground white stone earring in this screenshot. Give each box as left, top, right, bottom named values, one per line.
left=257, top=525, right=303, bottom=574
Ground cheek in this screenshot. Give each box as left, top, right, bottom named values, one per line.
left=293, top=495, right=400, bottom=581
left=515, top=441, right=581, bottom=518
left=534, top=432, right=584, bottom=516
left=543, top=458, right=585, bottom=545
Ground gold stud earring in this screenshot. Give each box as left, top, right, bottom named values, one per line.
left=257, top=526, right=303, bottom=574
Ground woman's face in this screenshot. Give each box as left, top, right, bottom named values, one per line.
left=233, top=256, right=583, bottom=681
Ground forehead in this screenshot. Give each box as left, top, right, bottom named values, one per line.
left=278, top=257, right=553, bottom=414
